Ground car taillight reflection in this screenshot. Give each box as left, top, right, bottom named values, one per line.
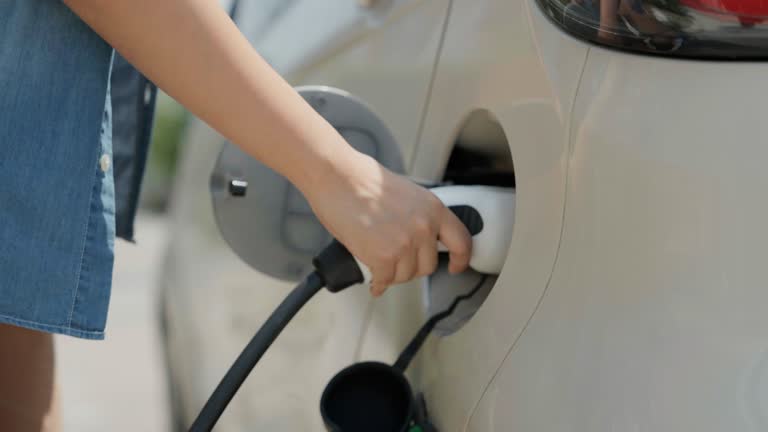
left=537, top=0, right=768, bottom=58
left=682, top=0, right=768, bottom=26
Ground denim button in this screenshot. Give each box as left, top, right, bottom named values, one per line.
left=99, top=154, right=111, bottom=172
left=144, top=84, right=152, bottom=105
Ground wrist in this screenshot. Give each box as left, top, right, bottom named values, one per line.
left=288, top=139, right=366, bottom=198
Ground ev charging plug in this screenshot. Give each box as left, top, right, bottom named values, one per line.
left=314, top=185, right=516, bottom=291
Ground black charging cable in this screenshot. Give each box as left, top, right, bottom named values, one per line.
left=395, top=274, right=488, bottom=432
left=188, top=240, right=486, bottom=431
left=189, top=271, right=326, bottom=431
left=394, top=274, right=488, bottom=371
left=189, top=241, right=363, bottom=431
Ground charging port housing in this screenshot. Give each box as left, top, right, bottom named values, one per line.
left=425, top=110, right=515, bottom=336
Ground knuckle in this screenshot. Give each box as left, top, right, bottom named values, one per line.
left=396, top=235, right=412, bottom=253
left=412, top=217, right=433, bottom=237
left=378, top=247, right=398, bottom=263
left=427, top=193, right=443, bottom=211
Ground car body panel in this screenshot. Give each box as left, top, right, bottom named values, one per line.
left=466, top=36, right=768, bottom=432
left=356, top=0, right=589, bottom=430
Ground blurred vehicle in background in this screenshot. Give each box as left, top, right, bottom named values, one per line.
left=160, top=0, right=768, bottom=430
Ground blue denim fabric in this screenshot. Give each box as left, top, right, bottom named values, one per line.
left=0, top=1, right=116, bottom=339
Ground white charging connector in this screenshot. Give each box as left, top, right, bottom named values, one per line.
left=432, top=185, right=516, bottom=274
left=354, top=185, right=516, bottom=282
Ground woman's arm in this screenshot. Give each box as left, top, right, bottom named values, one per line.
left=63, top=0, right=471, bottom=294
left=65, top=0, right=347, bottom=189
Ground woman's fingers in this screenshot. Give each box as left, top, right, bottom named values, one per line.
left=371, top=235, right=418, bottom=296
left=370, top=260, right=396, bottom=297
left=362, top=206, right=472, bottom=296
left=370, top=215, right=438, bottom=295
left=438, top=208, right=472, bottom=274
left=370, top=210, right=455, bottom=295
left=393, top=247, right=418, bottom=285
left=416, top=242, right=439, bottom=278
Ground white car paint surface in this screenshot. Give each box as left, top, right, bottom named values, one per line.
left=397, top=0, right=588, bottom=429
left=469, top=50, right=768, bottom=431
left=161, top=0, right=768, bottom=430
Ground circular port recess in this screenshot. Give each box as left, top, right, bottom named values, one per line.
left=425, top=109, right=514, bottom=336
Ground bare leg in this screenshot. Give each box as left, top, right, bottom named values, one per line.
left=0, top=324, right=61, bottom=432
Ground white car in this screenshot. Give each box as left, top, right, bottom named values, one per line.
left=160, top=0, right=768, bottom=430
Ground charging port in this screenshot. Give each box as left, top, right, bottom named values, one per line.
left=443, top=109, right=515, bottom=187
left=426, top=109, right=514, bottom=336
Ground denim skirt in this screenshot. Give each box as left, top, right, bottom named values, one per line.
left=0, top=1, right=116, bottom=339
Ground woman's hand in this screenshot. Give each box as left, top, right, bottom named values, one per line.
left=301, top=150, right=472, bottom=296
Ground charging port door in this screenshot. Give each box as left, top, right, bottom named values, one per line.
left=209, top=86, right=404, bottom=282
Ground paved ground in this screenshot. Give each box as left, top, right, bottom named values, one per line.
left=57, top=213, right=171, bottom=432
